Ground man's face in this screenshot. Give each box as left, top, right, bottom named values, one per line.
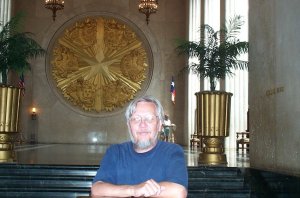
left=128, top=101, right=162, bottom=152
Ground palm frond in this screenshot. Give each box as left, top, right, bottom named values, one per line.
left=0, top=12, right=24, bottom=41
left=0, top=12, right=45, bottom=85
left=176, top=15, right=249, bottom=91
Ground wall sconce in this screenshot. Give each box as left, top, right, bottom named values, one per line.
left=31, top=107, right=37, bottom=120
left=45, top=0, right=65, bottom=21
left=138, top=0, right=158, bottom=25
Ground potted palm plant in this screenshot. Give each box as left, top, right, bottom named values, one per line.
left=0, top=13, right=45, bottom=161
left=176, top=15, right=249, bottom=165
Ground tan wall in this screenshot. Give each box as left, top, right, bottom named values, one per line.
left=13, top=0, right=189, bottom=145
left=249, top=0, right=300, bottom=176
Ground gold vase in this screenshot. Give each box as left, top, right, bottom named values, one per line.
left=0, top=85, right=22, bottom=162
left=195, top=91, right=232, bottom=165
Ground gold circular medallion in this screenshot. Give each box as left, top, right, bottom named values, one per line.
left=49, top=16, right=150, bottom=113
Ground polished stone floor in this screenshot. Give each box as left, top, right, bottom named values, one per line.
left=10, top=143, right=250, bottom=167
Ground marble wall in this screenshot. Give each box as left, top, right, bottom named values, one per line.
left=249, top=0, right=300, bottom=176
left=12, top=0, right=189, bottom=145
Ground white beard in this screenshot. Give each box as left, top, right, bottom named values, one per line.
left=128, top=122, right=161, bottom=151
left=129, top=131, right=159, bottom=150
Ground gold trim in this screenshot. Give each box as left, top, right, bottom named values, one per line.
left=195, top=91, right=232, bottom=165
left=0, top=86, right=21, bottom=133
left=0, top=86, right=21, bottom=162
left=195, top=91, right=232, bottom=137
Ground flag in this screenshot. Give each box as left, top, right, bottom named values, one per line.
left=170, top=76, right=175, bottom=104
left=18, top=73, right=25, bottom=96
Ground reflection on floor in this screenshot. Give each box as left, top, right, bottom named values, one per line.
left=12, top=143, right=250, bottom=167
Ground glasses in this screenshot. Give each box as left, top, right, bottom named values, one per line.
left=130, top=115, right=158, bottom=124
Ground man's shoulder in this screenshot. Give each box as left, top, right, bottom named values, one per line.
left=158, top=141, right=184, bottom=152
left=107, top=141, right=131, bottom=152
left=109, top=141, right=130, bottom=148
left=159, top=140, right=181, bottom=147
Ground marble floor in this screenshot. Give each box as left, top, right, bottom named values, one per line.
left=10, top=143, right=250, bottom=167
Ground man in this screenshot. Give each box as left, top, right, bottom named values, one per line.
left=91, top=95, right=188, bottom=197
left=162, top=114, right=175, bottom=142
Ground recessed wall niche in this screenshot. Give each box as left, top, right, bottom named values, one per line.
left=46, top=14, right=153, bottom=117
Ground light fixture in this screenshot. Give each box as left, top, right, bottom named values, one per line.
left=138, top=0, right=158, bottom=25
left=45, top=0, right=64, bottom=21
left=92, top=137, right=98, bottom=143
left=31, top=107, right=37, bottom=120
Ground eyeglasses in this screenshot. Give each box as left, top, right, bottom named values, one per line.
left=130, top=115, right=158, bottom=124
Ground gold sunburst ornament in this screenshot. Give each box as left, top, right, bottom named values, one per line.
left=50, top=17, right=149, bottom=113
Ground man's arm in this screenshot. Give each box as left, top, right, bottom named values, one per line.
left=91, top=179, right=163, bottom=197
left=91, top=180, right=187, bottom=198
left=91, top=181, right=134, bottom=197
left=157, top=181, right=187, bottom=198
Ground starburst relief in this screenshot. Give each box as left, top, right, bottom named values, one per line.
left=51, top=17, right=149, bottom=112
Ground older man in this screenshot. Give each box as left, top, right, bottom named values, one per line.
left=91, top=95, right=188, bottom=197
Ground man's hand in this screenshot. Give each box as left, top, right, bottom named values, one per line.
left=132, top=179, right=165, bottom=197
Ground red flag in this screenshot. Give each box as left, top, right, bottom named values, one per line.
left=18, top=74, right=25, bottom=96
left=170, top=76, right=175, bottom=104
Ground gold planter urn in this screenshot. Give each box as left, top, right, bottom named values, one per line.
left=195, top=91, right=232, bottom=165
left=0, top=85, right=22, bottom=162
